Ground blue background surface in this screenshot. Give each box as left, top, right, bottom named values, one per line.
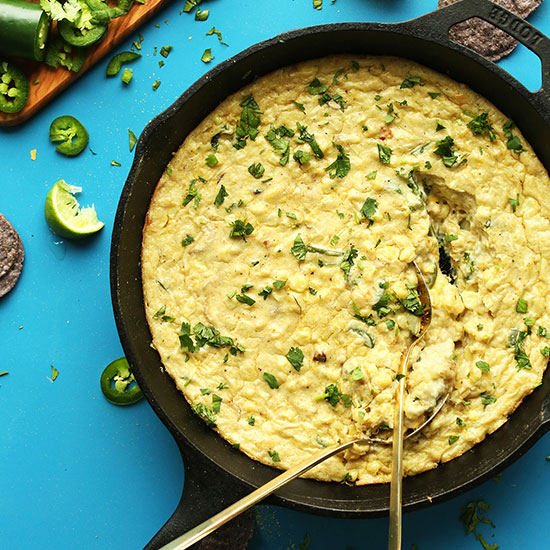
left=1, top=1, right=549, bottom=548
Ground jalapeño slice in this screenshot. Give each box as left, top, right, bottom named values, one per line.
left=0, top=61, right=29, bottom=113
left=49, top=115, right=89, bottom=156
left=58, top=19, right=109, bottom=48
left=100, top=357, right=144, bottom=406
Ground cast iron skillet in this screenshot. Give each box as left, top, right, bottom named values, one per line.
left=110, top=0, right=550, bottom=547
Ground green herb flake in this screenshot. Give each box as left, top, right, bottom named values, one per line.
left=448, top=435, right=459, bottom=445
left=128, top=129, right=138, bottom=152
left=263, top=372, right=279, bottom=389
left=258, top=286, right=273, bottom=300
left=296, top=122, right=324, bottom=158
left=273, top=280, right=286, bottom=290
left=349, top=367, right=363, bottom=380
left=205, top=153, right=218, bottom=167
left=247, top=416, right=255, bottom=425
left=377, top=143, right=392, bottom=164
left=366, top=170, right=377, bottom=179
left=152, top=80, right=161, bottom=91
left=286, top=347, right=304, bottom=371
left=325, top=143, right=350, bottom=178
left=195, top=8, right=208, bottom=20
left=435, top=121, right=446, bottom=132
left=541, top=347, right=550, bottom=357
left=476, top=360, right=490, bottom=373
left=181, top=234, right=195, bottom=247
left=445, top=234, right=458, bottom=242
left=248, top=162, right=265, bottom=179
left=214, top=184, right=228, bottom=206
left=509, top=193, right=520, bottom=212
left=206, top=27, right=228, bottom=46
left=235, top=94, right=262, bottom=149
left=201, top=48, right=214, bottom=63
left=340, top=244, right=358, bottom=281
left=400, top=76, right=422, bottom=89
left=466, top=112, right=496, bottom=141
left=398, top=289, right=425, bottom=316
left=307, top=77, right=329, bottom=95
left=360, top=197, right=378, bottom=226
left=480, top=393, right=497, bottom=408
left=428, top=92, right=441, bottom=99
left=268, top=450, right=281, bottom=462
left=291, top=100, right=305, bottom=112
left=503, top=120, right=524, bottom=153
left=229, top=219, right=254, bottom=238
left=236, top=294, right=255, bottom=306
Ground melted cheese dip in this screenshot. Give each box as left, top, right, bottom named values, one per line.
left=142, top=56, right=550, bottom=484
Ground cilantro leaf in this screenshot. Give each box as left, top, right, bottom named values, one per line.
left=291, top=234, right=308, bottom=260
left=214, top=184, right=228, bottom=206
left=377, top=143, right=391, bottom=164
left=325, top=143, right=350, bottom=179
left=466, top=112, right=496, bottom=141
left=434, top=136, right=459, bottom=168
left=286, top=347, right=304, bottom=371
left=307, top=77, right=329, bottom=95
left=263, top=372, right=279, bottom=389
left=229, top=219, right=254, bottom=238
left=191, top=403, right=217, bottom=427
left=234, top=94, right=262, bottom=149
left=360, top=197, right=378, bottom=226
left=400, top=76, right=422, bottom=88
left=340, top=244, right=358, bottom=281
left=296, top=122, right=324, bottom=158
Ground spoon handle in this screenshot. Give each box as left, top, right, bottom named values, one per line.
left=160, top=439, right=364, bottom=550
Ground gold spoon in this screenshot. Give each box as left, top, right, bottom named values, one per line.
left=160, top=261, right=433, bottom=550
left=388, top=261, right=433, bottom=550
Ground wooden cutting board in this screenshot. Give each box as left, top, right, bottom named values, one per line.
left=0, top=0, right=169, bottom=126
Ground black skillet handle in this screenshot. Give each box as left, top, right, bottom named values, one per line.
left=405, top=0, right=550, bottom=99
left=144, top=443, right=253, bottom=550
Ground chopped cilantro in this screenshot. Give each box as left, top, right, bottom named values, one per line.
left=466, top=112, right=496, bottom=141
left=182, top=180, right=200, bottom=207
left=206, top=27, right=228, bottom=46
left=128, top=129, right=137, bottom=152
left=340, top=244, right=358, bottom=281
left=291, top=100, right=305, bottom=112
left=234, top=94, right=262, bottom=149
left=398, top=289, right=425, bottom=316
left=318, top=384, right=351, bottom=407
left=286, top=347, right=304, bottom=371
left=374, top=293, right=394, bottom=318
left=247, top=416, right=255, bottom=425
left=509, top=193, right=520, bottom=212
left=229, top=219, right=254, bottom=238
left=400, top=76, right=422, bottom=88
left=448, top=435, right=459, bottom=445
left=325, top=144, right=350, bottom=178
left=445, top=234, right=458, bottom=242
left=434, top=135, right=460, bottom=168
left=503, top=120, right=523, bottom=153
left=541, top=347, right=550, bottom=357
left=385, top=319, right=395, bottom=330
left=236, top=294, right=255, bottom=306
left=181, top=235, right=195, bottom=247
left=296, top=122, right=324, bottom=158
left=265, top=124, right=294, bottom=165
left=268, top=450, right=281, bottom=462
left=293, top=150, right=311, bottom=165
left=214, top=184, right=228, bottom=206
left=385, top=103, right=397, bottom=124
left=360, top=197, right=378, bottom=226
left=476, top=360, right=490, bottom=373
left=248, top=162, right=265, bottom=179
left=201, top=48, right=213, bottom=63
left=435, top=121, right=445, bottom=132
left=263, top=372, right=279, bottom=389
left=456, top=417, right=465, bottom=427
left=377, top=143, right=392, bottom=164
left=217, top=382, right=228, bottom=390
left=291, top=234, right=308, bottom=260
left=307, top=77, right=330, bottom=95
left=191, top=403, right=217, bottom=427
left=273, top=280, right=287, bottom=289
left=258, top=286, right=273, bottom=299
left=480, top=393, right=496, bottom=408
left=350, top=367, right=363, bottom=380
left=211, top=393, right=222, bottom=413
left=428, top=92, right=441, bottom=99
left=366, top=170, right=377, bottom=179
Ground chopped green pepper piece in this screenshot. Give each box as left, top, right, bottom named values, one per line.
left=45, top=36, right=87, bottom=72
left=105, top=51, right=142, bottom=77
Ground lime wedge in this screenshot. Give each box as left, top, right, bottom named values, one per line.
left=44, top=180, right=104, bottom=239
